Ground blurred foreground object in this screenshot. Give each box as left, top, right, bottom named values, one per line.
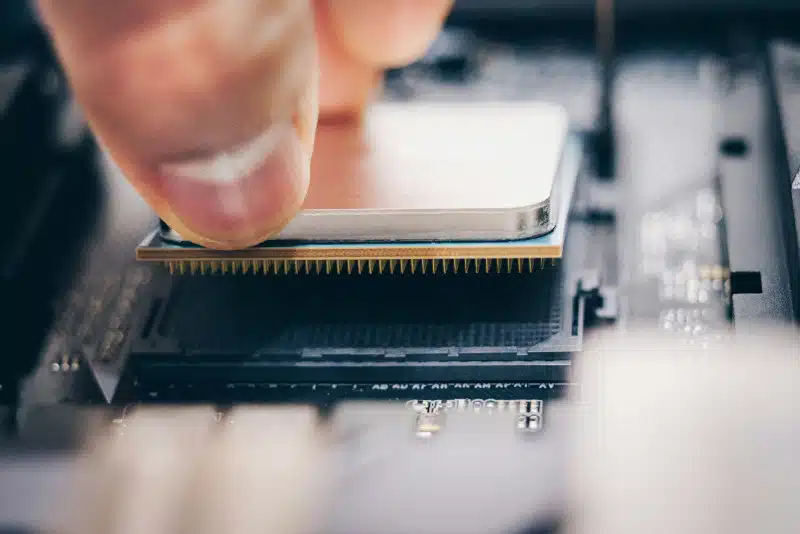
left=568, top=327, right=800, bottom=534
left=57, top=407, right=329, bottom=534
left=9, top=327, right=793, bottom=534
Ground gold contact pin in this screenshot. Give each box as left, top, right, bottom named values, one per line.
left=160, top=257, right=559, bottom=277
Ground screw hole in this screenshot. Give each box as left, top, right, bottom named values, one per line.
left=720, top=136, right=749, bottom=157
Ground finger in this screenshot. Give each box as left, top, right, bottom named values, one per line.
left=313, top=0, right=381, bottom=118
left=312, top=0, right=452, bottom=116
left=327, top=0, right=454, bottom=68
left=36, top=0, right=318, bottom=250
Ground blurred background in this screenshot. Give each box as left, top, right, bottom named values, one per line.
left=1, top=1, right=800, bottom=534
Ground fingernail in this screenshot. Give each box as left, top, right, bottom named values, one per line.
left=157, top=123, right=309, bottom=247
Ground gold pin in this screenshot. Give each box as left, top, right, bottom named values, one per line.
left=156, top=254, right=562, bottom=277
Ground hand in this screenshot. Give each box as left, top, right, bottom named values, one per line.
left=36, top=0, right=453, bottom=249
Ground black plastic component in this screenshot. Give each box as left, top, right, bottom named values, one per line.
left=159, top=270, right=564, bottom=350
left=591, top=123, right=616, bottom=179
left=123, top=267, right=582, bottom=393
left=0, top=63, right=58, bottom=277
left=0, top=56, right=101, bottom=413
left=719, top=136, right=750, bottom=157
left=592, top=0, right=616, bottom=180
left=766, top=41, right=800, bottom=323
left=575, top=271, right=618, bottom=330
left=730, top=271, right=763, bottom=295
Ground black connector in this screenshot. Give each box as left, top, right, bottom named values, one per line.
left=593, top=0, right=616, bottom=179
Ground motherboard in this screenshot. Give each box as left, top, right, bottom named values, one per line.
left=1, top=19, right=798, bottom=449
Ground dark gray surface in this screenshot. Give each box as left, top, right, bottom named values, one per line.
left=717, top=43, right=796, bottom=323
left=767, top=40, right=800, bottom=323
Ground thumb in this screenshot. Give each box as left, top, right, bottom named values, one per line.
left=36, top=0, right=318, bottom=250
